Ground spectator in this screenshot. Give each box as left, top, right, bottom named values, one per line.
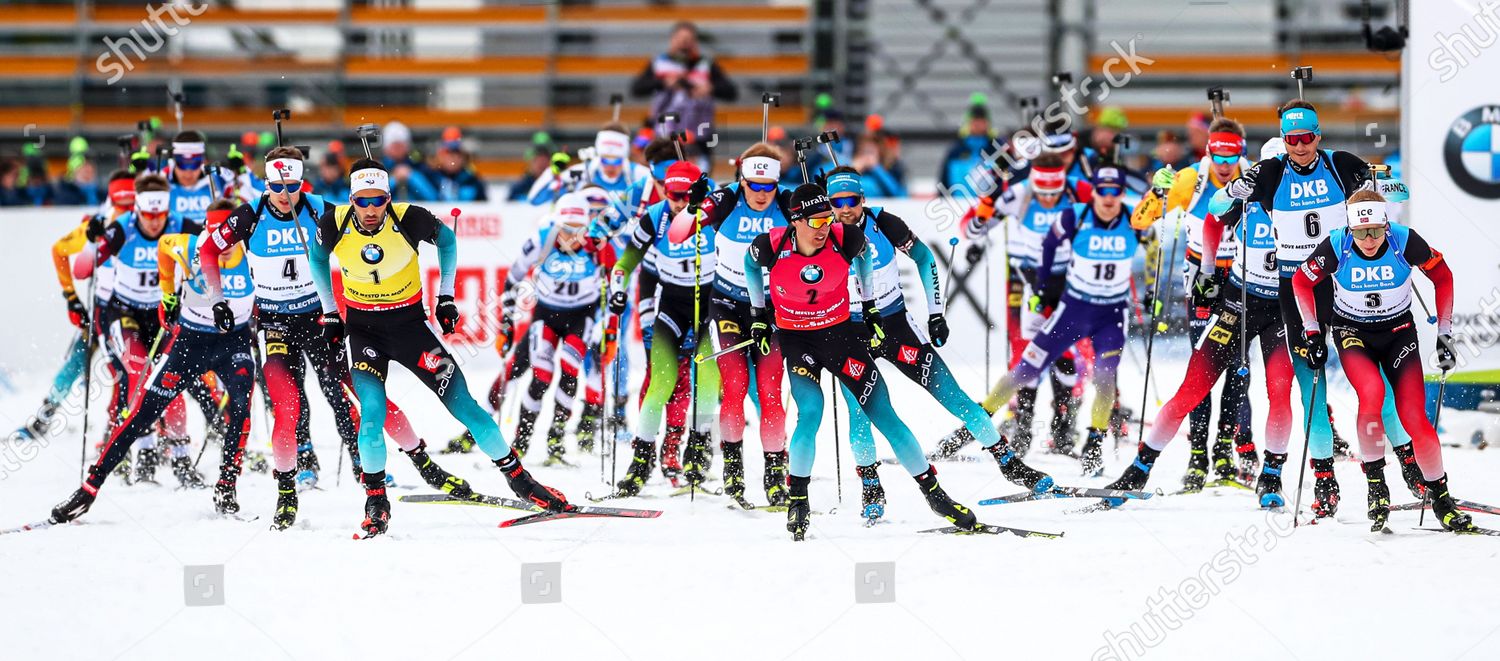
left=865, top=114, right=908, bottom=192
left=938, top=96, right=1000, bottom=198
left=630, top=21, right=738, bottom=161
left=1148, top=130, right=1192, bottom=173
left=766, top=126, right=803, bottom=188
left=852, top=133, right=905, bottom=198
left=0, top=158, right=24, bottom=206
left=55, top=157, right=101, bottom=207
left=1186, top=112, right=1210, bottom=161
left=1090, top=106, right=1129, bottom=155
left=804, top=108, right=854, bottom=177
left=509, top=132, right=555, bottom=201
left=382, top=120, right=438, bottom=201
left=426, top=126, right=488, bottom=202
left=314, top=147, right=350, bottom=200
left=630, top=126, right=654, bottom=166
left=20, top=156, right=57, bottom=206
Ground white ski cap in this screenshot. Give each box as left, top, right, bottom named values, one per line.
left=1347, top=199, right=1387, bottom=229
left=740, top=156, right=780, bottom=181
left=350, top=167, right=390, bottom=195
left=266, top=157, right=304, bottom=182
left=1260, top=137, right=1286, bottom=161
left=383, top=121, right=412, bottom=146
left=555, top=192, right=590, bottom=229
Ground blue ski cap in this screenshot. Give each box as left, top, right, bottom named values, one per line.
left=1280, top=108, right=1320, bottom=136
left=1092, top=166, right=1126, bottom=190
left=826, top=171, right=863, bottom=197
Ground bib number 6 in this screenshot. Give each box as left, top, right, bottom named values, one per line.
left=1303, top=211, right=1321, bottom=238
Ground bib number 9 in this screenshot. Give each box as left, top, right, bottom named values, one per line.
left=1263, top=251, right=1277, bottom=273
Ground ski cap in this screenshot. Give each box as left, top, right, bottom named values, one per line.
left=1280, top=108, right=1320, bottom=136
left=350, top=167, right=391, bottom=195
left=827, top=171, right=863, bottom=197
left=595, top=130, right=630, bottom=165
left=266, top=157, right=304, bottom=182
left=1260, top=137, right=1286, bottom=161
left=1030, top=165, right=1067, bottom=194
left=787, top=183, right=831, bottom=222
left=740, top=156, right=781, bottom=181
left=383, top=121, right=412, bottom=146
left=1092, top=166, right=1125, bottom=190
left=1347, top=199, right=1387, bottom=229
left=108, top=178, right=136, bottom=209
left=136, top=190, right=171, bottom=214
left=663, top=161, right=701, bottom=193
left=555, top=192, right=590, bottom=231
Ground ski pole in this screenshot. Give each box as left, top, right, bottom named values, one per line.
left=761, top=93, right=781, bottom=143
left=1237, top=228, right=1250, bottom=377
left=817, top=131, right=842, bottom=168
left=1419, top=369, right=1451, bottom=527
left=941, top=237, right=960, bottom=313
left=171, top=90, right=185, bottom=134
left=609, top=93, right=624, bottom=124
left=1135, top=183, right=1177, bottom=449
left=78, top=263, right=99, bottom=481
left=354, top=123, right=380, bottom=160
left=697, top=338, right=756, bottom=364
left=984, top=239, right=991, bottom=387
left=1292, top=368, right=1322, bottom=528
left=832, top=380, right=842, bottom=505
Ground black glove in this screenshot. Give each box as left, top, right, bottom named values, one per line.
left=1193, top=269, right=1221, bottom=299
left=318, top=311, right=345, bottom=344
left=863, top=303, right=886, bottom=350
left=435, top=294, right=460, bottom=335
left=129, top=149, right=151, bottom=175
left=1140, top=288, right=1162, bottom=318
left=1301, top=330, right=1328, bottom=370
left=687, top=174, right=710, bottom=211
left=928, top=313, right=949, bottom=348
left=225, top=145, right=246, bottom=174
left=749, top=307, right=773, bottom=356
left=1436, top=333, right=1457, bottom=371
left=965, top=242, right=986, bottom=265
left=1030, top=290, right=1061, bottom=316
left=84, top=214, right=106, bottom=242
left=212, top=300, right=235, bottom=332
left=64, top=290, right=89, bottom=329
left=607, top=271, right=628, bottom=315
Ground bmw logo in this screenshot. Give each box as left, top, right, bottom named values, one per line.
left=799, top=264, right=823, bottom=284
left=1444, top=106, right=1500, bottom=199
left=361, top=244, right=384, bottom=264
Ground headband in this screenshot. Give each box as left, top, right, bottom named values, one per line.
left=108, top=178, right=136, bottom=207
left=172, top=141, right=206, bottom=156
left=205, top=208, right=233, bottom=230
left=266, top=158, right=305, bottom=182
left=595, top=130, right=630, bottom=161
left=1347, top=200, right=1387, bottom=228
left=740, top=156, right=781, bottom=181
left=826, top=171, right=863, bottom=197
left=1280, top=108, right=1320, bottom=136
left=1030, top=167, right=1066, bottom=193
left=136, top=190, right=171, bottom=214
left=350, top=167, right=390, bottom=195
left=1207, top=131, right=1246, bottom=155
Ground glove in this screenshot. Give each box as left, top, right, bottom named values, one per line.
left=749, top=307, right=773, bottom=356
left=84, top=214, right=106, bottom=241
left=1140, top=289, right=1162, bottom=318
left=225, top=144, right=245, bottom=174
left=549, top=152, right=572, bottom=175
left=435, top=294, right=460, bottom=335
left=1301, top=330, right=1328, bottom=370
left=211, top=300, right=235, bottom=332
left=1226, top=167, right=1258, bottom=200
left=158, top=292, right=179, bottom=327
left=130, top=147, right=151, bottom=174
left=928, top=313, right=949, bottom=347
left=1029, top=291, right=1061, bottom=317
left=687, top=174, right=710, bottom=211
left=1436, top=334, right=1457, bottom=371
left=1193, top=269, right=1221, bottom=299
left=607, top=270, right=628, bottom=315
left=965, top=242, right=986, bottom=265
left=318, top=311, right=345, bottom=344
left=863, top=303, right=886, bottom=350
left=1151, top=166, right=1176, bottom=191
left=1130, top=191, right=1164, bottom=231
left=64, top=290, right=90, bottom=328
left=974, top=196, right=996, bottom=222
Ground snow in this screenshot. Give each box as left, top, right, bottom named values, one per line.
left=3, top=335, right=1500, bottom=661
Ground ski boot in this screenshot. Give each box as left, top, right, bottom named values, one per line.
left=1079, top=428, right=1105, bottom=477
left=404, top=440, right=473, bottom=499
left=614, top=439, right=656, bottom=497
left=915, top=467, right=978, bottom=531
left=1310, top=458, right=1340, bottom=518
left=496, top=451, right=571, bottom=511
left=1256, top=452, right=1286, bottom=508
left=764, top=450, right=789, bottom=507
left=1392, top=442, right=1426, bottom=499
left=987, top=436, right=1054, bottom=493
left=1109, top=403, right=1133, bottom=446
left=359, top=471, right=391, bottom=538
left=1362, top=458, right=1391, bottom=531
left=1424, top=474, right=1475, bottom=532
left=212, top=473, right=240, bottom=516
left=856, top=464, right=886, bottom=522
left=681, top=430, right=712, bottom=487
left=1235, top=439, right=1260, bottom=485
left=294, top=440, right=319, bottom=491
left=929, top=426, right=976, bottom=461
left=659, top=425, right=684, bottom=484
left=135, top=445, right=161, bottom=484
left=270, top=470, right=298, bottom=531
left=787, top=475, right=811, bottom=541
left=1010, top=388, right=1038, bottom=457
left=443, top=431, right=476, bottom=454
left=1210, top=436, right=1237, bottom=483
left=574, top=402, right=603, bottom=453
left=542, top=410, right=570, bottom=467
left=1182, top=441, right=1209, bottom=493
left=244, top=451, right=270, bottom=474
left=50, top=486, right=96, bottom=523
left=169, top=439, right=205, bottom=489
left=15, top=401, right=57, bottom=440
left=1331, top=425, right=1353, bottom=459
left=512, top=407, right=541, bottom=457
left=1048, top=390, right=1080, bottom=455
left=1106, top=445, right=1161, bottom=493
left=721, top=441, right=746, bottom=500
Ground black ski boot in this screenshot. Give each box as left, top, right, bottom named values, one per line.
left=543, top=409, right=570, bottom=467
left=682, top=430, right=712, bottom=487
left=1079, top=428, right=1105, bottom=477
left=1424, top=474, right=1475, bottom=532
left=1256, top=452, right=1286, bottom=509
left=929, top=426, right=976, bottom=461
left=787, top=475, right=811, bottom=541
left=659, top=425, right=684, bottom=483
left=404, top=440, right=473, bottom=499
left=1109, top=402, right=1133, bottom=446
left=512, top=407, right=540, bottom=457
left=169, top=439, right=205, bottom=489
left=135, top=444, right=161, bottom=484
left=721, top=441, right=746, bottom=499
left=1048, top=382, right=1080, bottom=455
left=443, top=431, right=476, bottom=454
left=1210, top=436, right=1237, bottom=482
left=915, top=466, right=978, bottom=530
left=764, top=450, right=789, bottom=507
left=987, top=436, right=1054, bottom=493
left=856, top=463, right=886, bottom=522
left=1182, top=439, right=1209, bottom=493
left=213, top=475, right=239, bottom=515
left=1235, top=438, right=1260, bottom=485
left=270, top=470, right=298, bottom=531
left=1362, top=458, right=1391, bottom=531
left=1392, top=442, right=1426, bottom=499
left=1011, top=387, right=1038, bottom=457
left=359, top=471, right=391, bottom=538
left=244, top=451, right=270, bottom=474
left=496, top=450, right=571, bottom=511
left=615, top=439, right=656, bottom=496
left=1310, top=458, right=1340, bottom=518
left=574, top=402, right=603, bottom=453
left=18, top=401, right=57, bottom=440
left=1106, top=445, right=1162, bottom=492
left=50, top=486, right=96, bottom=523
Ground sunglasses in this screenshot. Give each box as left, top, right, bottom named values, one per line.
left=267, top=182, right=302, bottom=194
left=1095, top=186, right=1124, bottom=198
left=1210, top=153, right=1241, bottom=165
left=1282, top=132, right=1318, bottom=146
left=745, top=180, right=778, bottom=193
left=804, top=214, right=835, bottom=229
left=138, top=210, right=168, bottom=221
left=665, top=190, right=690, bottom=202
left=1351, top=226, right=1386, bottom=240
left=830, top=196, right=862, bottom=209
left=173, top=154, right=204, bottom=169
left=352, top=195, right=390, bottom=208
